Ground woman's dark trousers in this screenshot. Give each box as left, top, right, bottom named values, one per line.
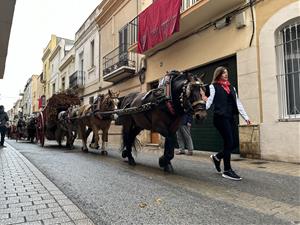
left=0, top=126, right=7, bottom=146
left=213, top=115, right=237, bottom=171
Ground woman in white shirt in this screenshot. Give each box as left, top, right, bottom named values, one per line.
left=201, top=66, right=251, bottom=181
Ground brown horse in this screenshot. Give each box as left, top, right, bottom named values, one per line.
left=76, top=90, right=119, bottom=154
left=118, top=70, right=207, bottom=172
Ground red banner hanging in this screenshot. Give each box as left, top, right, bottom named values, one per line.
left=137, top=0, right=182, bottom=54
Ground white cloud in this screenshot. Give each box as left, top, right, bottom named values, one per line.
left=0, top=0, right=100, bottom=110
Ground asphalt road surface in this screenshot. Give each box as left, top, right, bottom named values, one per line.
left=5, top=139, right=300, bottom=225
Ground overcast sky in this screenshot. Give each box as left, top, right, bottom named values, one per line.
left=0, top=0, right=101, bottom=110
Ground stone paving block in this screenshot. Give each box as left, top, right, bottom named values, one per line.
left=9, top=201, right=33, bottom=208
left=0, top=207, right=22, bottom=214
left=18, top=191, right=39, bottom=196
left=25, top=213, right=53, bottom=222
left=56, top=199, right=74, bottom=206
left=22, top=204, right=47, bottom=211
left=73, top=218, right=95, bottom=225
left=47, top=203, right=60, bottom=209
left=10, top=209, right=38, bottom=218
left=0, top=204, right=8, bottom=209
left=0, top=212, right=9, bottom=219
left=42, top=216, right=71, bottom=225
left=33, top=198, right=56, bottom=205
left=67, top=211, right=88, bottom=220
left=62, top=205, right=81, bottom=213
left=0, top=216, right=25, bottom=224
left=52, top=194, right=68, bottom=200
left=63, top=222, right=76, bottom=225
left=16, top=221, right=43, bottom=225
left=52, top=210, right=68, bottom=218
left=37, top=207, right=63, bottom=215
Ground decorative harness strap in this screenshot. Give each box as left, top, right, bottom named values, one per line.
left=163, top=74, right=176, bottom=115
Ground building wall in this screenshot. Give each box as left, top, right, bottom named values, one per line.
left=31, top=75, right=40, bottom=113
left=256, top=0, right=300, bottom=162
left=42, top=35, right=58, bottom=100
left=59, top=48, right=75, bottom=91
left=144, top=6, right=258, bottom=123
left=99, top=0, right=138, bottom=90
left=75, top=9, right=100, bottom=104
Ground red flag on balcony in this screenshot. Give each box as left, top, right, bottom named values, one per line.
left=137, top=0, right=182, bottom=54
left=38, top=97, right=42, bottom=109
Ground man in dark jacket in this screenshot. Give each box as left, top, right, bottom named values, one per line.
left=0, top=105, right=9, bottom=147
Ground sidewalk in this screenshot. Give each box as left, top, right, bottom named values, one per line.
left=0, top=143, right=95, bottom=225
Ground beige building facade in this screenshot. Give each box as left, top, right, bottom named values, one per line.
left=95, top=0, right=299, bottom=163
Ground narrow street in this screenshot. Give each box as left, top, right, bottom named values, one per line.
left=3, top=139, right=300, bottom=225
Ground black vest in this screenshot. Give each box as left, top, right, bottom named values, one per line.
left=212, top=84, right=239, bottom=117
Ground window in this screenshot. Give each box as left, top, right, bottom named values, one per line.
left=119, top=26, right=128, bottom=64
left=89, top=96, right=94, bottom=105
left=52, top=83, right=56, bottom=95
left=90, top=40, right=95, bottom=67
left=61, top=77, right=65, bottom=91
left=276, top=21, right=300, bottom=119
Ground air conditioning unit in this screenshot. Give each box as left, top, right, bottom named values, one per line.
left=236, top=12, right=247, bottom=29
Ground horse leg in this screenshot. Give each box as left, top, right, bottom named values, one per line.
left=66, top=127, right=74, bottom=150
left=86, top=127, right=94, bottom=148
left=159, top=133, right=176, bottom=173
left=90, top=126, right=100, bottom=149
left=100, top=129, right=108, bottom=156
left=79, top=123, right=88, bottom=152
left=122, top=127, right=141, bottom=166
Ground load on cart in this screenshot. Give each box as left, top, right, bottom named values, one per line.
left=36, top=92, right=80, bottom=149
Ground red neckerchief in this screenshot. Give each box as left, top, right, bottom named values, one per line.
left=217, top=80, right=231, bottom=94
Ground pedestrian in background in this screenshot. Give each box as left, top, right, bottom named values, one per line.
left=0, top=105, right=9, bottom=148
left=176, top=113, right=194, bottom=156
left=201, top=66, right=251, bottom=181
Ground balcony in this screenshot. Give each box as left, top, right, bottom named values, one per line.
left=103, top=44, right=136, bottom=83
left=128, top=0, right=246, bottom=55
left=69, top=71, right=84, bottom=89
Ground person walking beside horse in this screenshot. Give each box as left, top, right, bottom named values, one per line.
left=201, top=66, right=251, bottom=181
left=0, top=105, right=9, bottom=148
left=176, top=113, right=194, bottom=155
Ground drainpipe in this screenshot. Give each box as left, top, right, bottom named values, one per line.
left=249, top=0, right=255, bottom=47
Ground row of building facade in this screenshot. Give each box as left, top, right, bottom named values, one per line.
left=8, top=0, right=300, bottom=163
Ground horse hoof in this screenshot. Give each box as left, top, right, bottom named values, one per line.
left=159, top=156, right=167, bottom=168
left=101, top=150, right=108, bottom=156
left=164, top=163, right=174, bottom=173
left=81, top=147, right=88, bottom=152
left=122, top=150, right=128, bottom=158
left=128, top=158, right=136, bottom=166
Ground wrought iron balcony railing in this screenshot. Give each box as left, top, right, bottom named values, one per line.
left=103, top=43, right=136, bottom=76
left=69, top=71, right=84, bottom=89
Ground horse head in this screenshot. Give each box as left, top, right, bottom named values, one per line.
left=172, top=71, right=207, bottom=120
left=92, top=90, right=120, bottom=120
